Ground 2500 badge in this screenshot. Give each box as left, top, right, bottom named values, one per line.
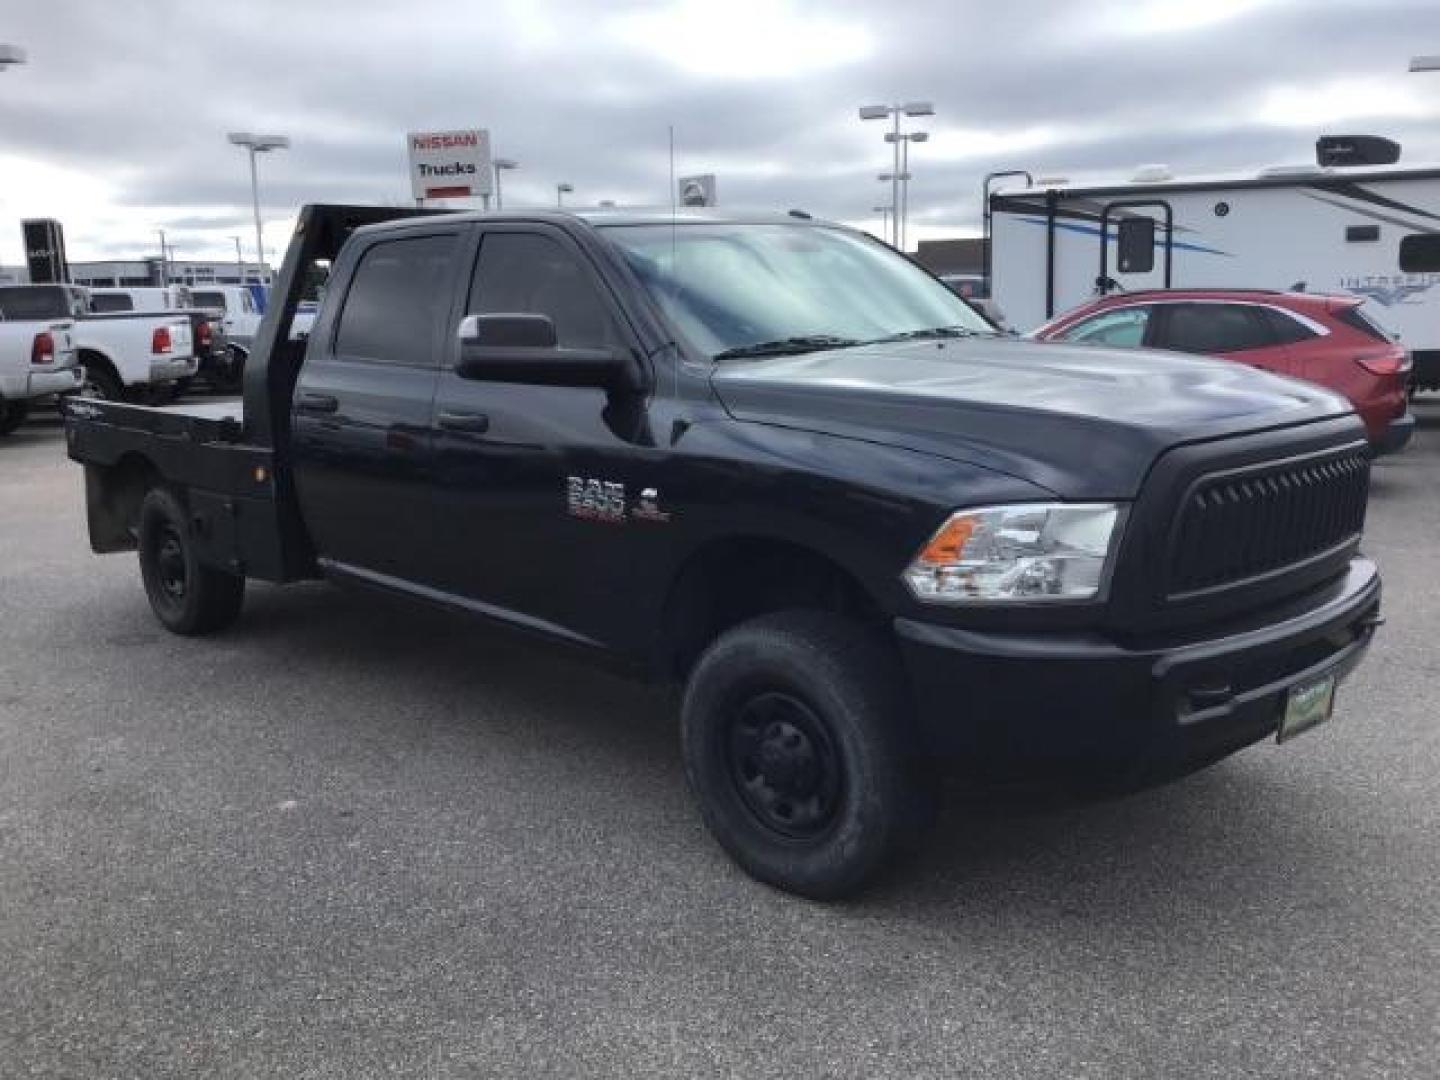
left=565, top=477, right=670, bottom=524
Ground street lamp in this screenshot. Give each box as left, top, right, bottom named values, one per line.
left=493, top=158, right=518, bottom=210
left=231, top=236, right=245, bottom=283
left=157, top=229, right=169, bottom=287
left=227, top=132, right=290, bottom=280
left=886, top=129, right=928, bottom=251
left=556, top=182, right=574, bottom=207
left=0, top=43, right=26, bottom=71
left=872, top=204, right=893, bottom=239
left=859, top=101, right=934, bottom=247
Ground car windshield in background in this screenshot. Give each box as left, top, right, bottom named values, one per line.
left=602, top=222, right=994, bottom=360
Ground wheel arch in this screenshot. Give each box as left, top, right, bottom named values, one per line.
left=656, top=533, right=889, bottom=681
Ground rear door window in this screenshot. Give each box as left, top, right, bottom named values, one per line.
left=1060, top=306, right=1152, bottom=347
left=89, top=293, right=135, bottom=313
left=334, top=234, right=458, bottom=367
left=1256, top=307, right=1318, bottom=345
left=191, top=291, right=227, bottom=311
left=1158, top=303, right=1269, bottom=354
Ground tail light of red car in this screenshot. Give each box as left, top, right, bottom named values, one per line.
left=151, top=326, right=173, bottom=354
left=1354, top=349, right=1411, bottom=377
left=30, top=331, right=54, bottom=365
left=197, top=320, right=213, bottom=349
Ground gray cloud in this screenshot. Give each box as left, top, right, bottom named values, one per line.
left=1, top=0, right=1437, bottom=262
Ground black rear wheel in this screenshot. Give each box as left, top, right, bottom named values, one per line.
left=682, top=610, right=935, bottom=899
left=80, top=363, right=125, bottom=402
left=138, top=487, right=245, bottom=635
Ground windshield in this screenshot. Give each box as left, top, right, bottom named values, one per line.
left=602, top=222, right=994, bottom=359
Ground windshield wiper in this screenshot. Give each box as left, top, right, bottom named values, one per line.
left=867, top=325, right=987, bottom=344
left=712, top=335, right=864, bottom=362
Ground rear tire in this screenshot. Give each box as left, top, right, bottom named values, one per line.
left=138, top=487, right=245, bottom=635
left=681, top=610, right=935, bottom=899
left=81, top=363, right=125, bottom=402
left=0, top=400, right=28, bottom=436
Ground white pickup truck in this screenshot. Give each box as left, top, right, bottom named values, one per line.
left=0, top=315, right=81, bottom=436
left=0, top=285, right=195, bottom=402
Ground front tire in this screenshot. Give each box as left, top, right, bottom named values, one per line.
left=681, top=610, right=933, bottom=899
left=0, top=400, right=28, bottom=436
left=138, top=487, right=245, bottom=635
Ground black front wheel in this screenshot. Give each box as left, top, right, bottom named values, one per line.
left=0, top=400, right=28, bottom=436
left=681, top=610, right=935, bottom=899
left=138, top=487, right=245, bottom=635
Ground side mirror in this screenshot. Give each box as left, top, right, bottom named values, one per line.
left=460, top=312, right=557, bottom=349
left=456, top=312, right=631, bottom=390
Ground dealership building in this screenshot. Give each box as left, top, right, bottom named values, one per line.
left=0, top=258, right=272, bottom=288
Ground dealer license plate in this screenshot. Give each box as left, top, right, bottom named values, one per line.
left=1278, top=671, right=1338, bottom=743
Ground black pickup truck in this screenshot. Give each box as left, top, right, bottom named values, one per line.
left=63, top=204, right=1383, bottom=898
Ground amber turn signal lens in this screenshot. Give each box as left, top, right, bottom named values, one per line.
left=917, top=514, right=977, bottom=565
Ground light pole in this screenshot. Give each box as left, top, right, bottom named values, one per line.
left=878, top=173, right=910, bottom=246
left=886, top=129, right=928, bottom=251
left=556, top=182, right=574, bottom=208
left=231, top=236, right=245, bottom=283
left=157, top=229, right=169, bottom=287
left=859, top=101, right=934, bottom=247
left=872, top=204, right=893, bottom=239
left=494, top=158, right=517, bottom=210
left=227, top=132, right=290, bottom=280
left=0, top=43, right=26, bottom=71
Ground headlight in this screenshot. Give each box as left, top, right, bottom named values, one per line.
left=903, top=503, right=1122, bottom=604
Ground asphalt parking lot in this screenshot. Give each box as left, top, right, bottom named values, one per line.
left=2, top=401, right=1438, bottom=1079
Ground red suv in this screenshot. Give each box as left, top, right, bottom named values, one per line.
left=1035, top=289, right=1414, bottom=454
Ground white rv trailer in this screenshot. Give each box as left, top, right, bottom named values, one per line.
left=988, top=162, right=1440, bottom=387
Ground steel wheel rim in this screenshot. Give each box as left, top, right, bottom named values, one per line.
left=725, top=690, right=843, bottom=839
left=155, top=525, right=187, bottom=601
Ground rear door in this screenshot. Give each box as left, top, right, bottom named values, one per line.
left=1150, top=302, right=1295, bottom=374
left=290, top=228, right=463, bottom=581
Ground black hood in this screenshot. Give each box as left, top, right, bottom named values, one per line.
left=710, top=337, right=1355, bottom=498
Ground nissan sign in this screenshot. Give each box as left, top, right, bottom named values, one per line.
left=678, top=174, right=717, bottom=207
left=408, top=128, right=493, bottom=201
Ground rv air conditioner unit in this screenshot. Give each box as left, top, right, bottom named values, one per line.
left=1131, top=164, right=1174, bottom=183
left=1316, top=135, right=1401, bottom=168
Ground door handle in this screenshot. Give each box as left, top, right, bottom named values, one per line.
left=437, top=410, right=490, bottom=433
left=297, top=392, right=338, bottom=414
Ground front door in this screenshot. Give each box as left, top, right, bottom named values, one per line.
left=290, top=229, right=462, bottom=581
left=428, top=225, right=661, bottom=648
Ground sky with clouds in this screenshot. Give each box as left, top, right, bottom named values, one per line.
left=1, top=0, right=1438, bottom=267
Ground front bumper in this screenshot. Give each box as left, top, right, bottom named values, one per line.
left=1373, top=411, right=1415, bottom=456
left=896, top=558, right=1381, bottom=784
